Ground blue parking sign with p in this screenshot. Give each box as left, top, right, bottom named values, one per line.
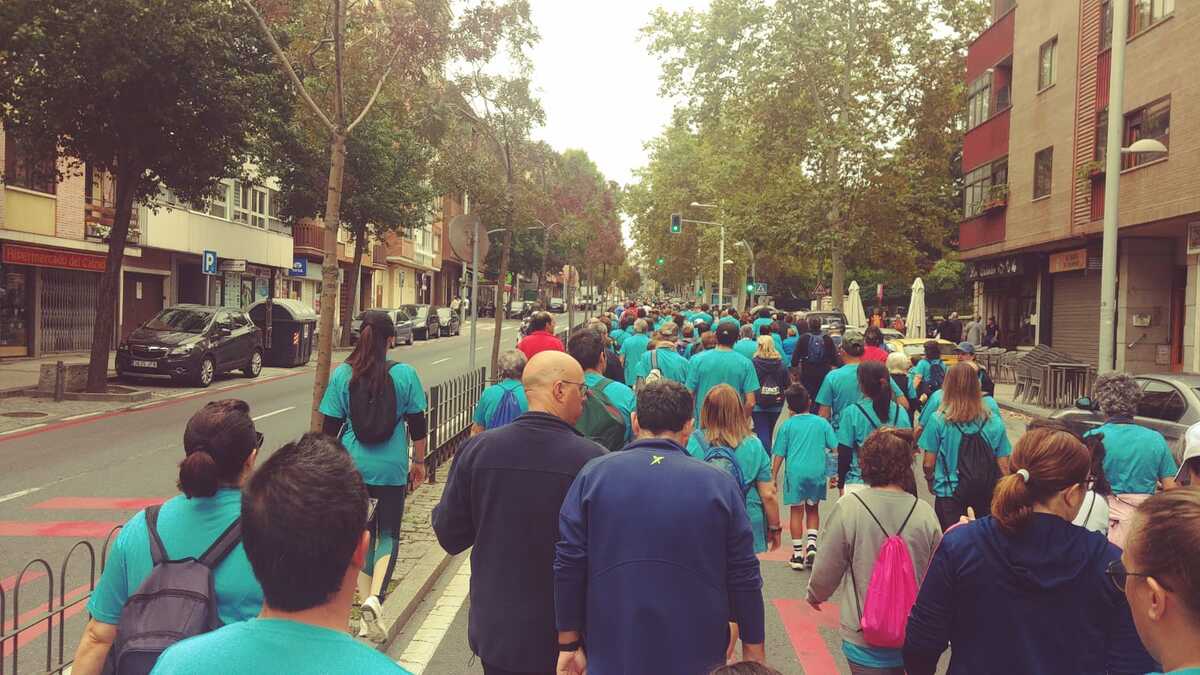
left=203, top=250, right=218, bottom=275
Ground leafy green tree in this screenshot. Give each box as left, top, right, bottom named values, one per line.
left=0, top=0, right=286, bottom=391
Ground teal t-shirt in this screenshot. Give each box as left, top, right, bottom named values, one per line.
left=912, top=358, right=945, bottom=387
left=631, top=346, right=690, bottom=385
left=585, top=371, right=637, bottom=442
left=918, top=389, right=1001, bottom=428
left=88, top=490, right=262, bottom=627
left=685, top=348, right=761, bottom=420
left=150, top=618, right=412, bottom=674
left=815, top=364, right=906, bottom=430
left=771, top=332, right=785, bottom=356
left=719, top=315, right=741, bottom=328
left=1147, top=669, right=1200, bottom=675
left=774, top=413, right=838, bottom=485
left=609, top=328, right=627, bottom=348
left=836, top=400, right=912, bottom=485
left=733, top=338, right=758, bottom=360
left=319, top=361, right=428, bottom=486
left=1084, top=422, right=1178, bottom=494
left=685, top=430, right=772, bottom=505
left=692, top=312, right=714, bottom=328
left=472, top=379, right=528, bottom=429
left=618, top=334, right=652, bottom=386
left=752, top=317, right=774, bottom=334
left=918, top=411, right=1013, bottom=497
left=843, top=640, right=902, bottom=669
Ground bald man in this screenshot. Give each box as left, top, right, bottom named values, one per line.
left=432, top=351, right=605, bottom=675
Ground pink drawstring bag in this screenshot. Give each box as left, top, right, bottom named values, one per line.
left=852, top=494, right=919, bottom=649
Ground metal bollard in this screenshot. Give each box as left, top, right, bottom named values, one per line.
left=54, top=360, right=66, bottom=402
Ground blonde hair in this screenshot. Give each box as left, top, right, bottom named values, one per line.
left=754, top=335, right=780, bottom=360
left=940, top=362, right=987, bottom=423
left=886, top=351, right=911, bottom=375
left=700, top=384, right=752, bottom=448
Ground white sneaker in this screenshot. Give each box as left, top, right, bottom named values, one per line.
left=360, top=595, right=386, bottom=642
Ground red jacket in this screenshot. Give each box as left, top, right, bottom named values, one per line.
left=518, top=330, right=565, bottom=361
left=862, top=345, right=889, bottom=363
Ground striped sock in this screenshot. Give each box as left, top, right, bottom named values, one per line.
left=792, top=539, right=804, bottom=553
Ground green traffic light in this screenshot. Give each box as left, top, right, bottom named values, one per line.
left=656, top=257, right=665, bottom=265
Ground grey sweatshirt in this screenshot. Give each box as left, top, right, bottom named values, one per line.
left=805, top=488, right=942, bottom=649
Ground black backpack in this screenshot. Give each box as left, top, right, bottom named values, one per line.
left=802, top=333, right=828, bottom=365
left=349, top=361, right=400, bottom=444
left=942, top=421, right=1001, bottom=516
left=921, top=361, right=946, bottom=397
left=103, top=505, right=242, bottom=675
left=755, top=359, right=785, bottom=408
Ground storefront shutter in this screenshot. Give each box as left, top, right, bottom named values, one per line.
left=1051, top=271, right=1101, bottom=365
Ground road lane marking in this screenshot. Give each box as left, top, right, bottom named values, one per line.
left=395, top=559, right=471, bottom=673
left=431, top=357, right=451, bottom=365
left=61, top=411, right=105, bottom=422
left=252, top=406, right=296, bottom=422
left=0, top=423, right=46, bottom=436
left=31, top=496, right=166, bottom=510
left=773, top=598, right=840, bottom=675
left=0, top=520, right=122, bottom=537
left=0, top=486, right=46, bottom=505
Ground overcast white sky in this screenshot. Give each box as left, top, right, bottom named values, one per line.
left=524, top=0, right=708, bottom=189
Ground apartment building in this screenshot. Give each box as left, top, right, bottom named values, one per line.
left=960, top=0, right=1198, bottom=373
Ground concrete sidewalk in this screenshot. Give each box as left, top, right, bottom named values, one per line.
left=0, top=351, right=119, bottom=394
left=993, top=381, right=1054, bottom=419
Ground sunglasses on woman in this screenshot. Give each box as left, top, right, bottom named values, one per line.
left=1105, top=559, right=1174, bottom=593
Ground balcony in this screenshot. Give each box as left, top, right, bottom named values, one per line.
left=293, top=220, right=325, bottom=260
left=982, top=184, right=1009, bottom=213
left=372, top=244, right=388, bottom=268
left=85, top=196, right=141, bottom=245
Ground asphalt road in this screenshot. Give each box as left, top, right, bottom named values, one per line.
left=0, top=319, right=524, bottom=674
left=387, top=413, right=1028, bottom=675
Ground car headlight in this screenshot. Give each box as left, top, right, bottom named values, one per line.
left=169, top=343, right=197, bottom=356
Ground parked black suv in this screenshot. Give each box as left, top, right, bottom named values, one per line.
left=116, top=304, right=263, bottom=387
left=400, top=304, right=440, bottom=340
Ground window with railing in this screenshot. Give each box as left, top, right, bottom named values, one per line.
left=963, top=157, right=1009, bottom=218
left=995, top=85, right=1011, bottom=111
left=3, top=135, right=56, bottom=194
left=967, top=72, right=992, bottom=130
left=1034, top=147, right=1054, bottom=199
left=1124, top=96, right=1170, bottom=168
left=1038, top=38, right=1058, bottom=90
left=1130, top=0, right=1174, bottom=37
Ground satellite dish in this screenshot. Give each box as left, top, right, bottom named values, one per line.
left=447, top=213, right=486, bottom=261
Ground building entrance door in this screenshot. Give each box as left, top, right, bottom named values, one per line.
left=122, top=273, right=165, bottom=340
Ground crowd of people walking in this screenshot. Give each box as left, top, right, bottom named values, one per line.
left=58, top=301, right=1200, bottom=674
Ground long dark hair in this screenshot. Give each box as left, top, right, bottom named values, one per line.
left=857, top=360, right=893, bottom=422
left=180, top=399, right=258, bottom=498
left=346, top=323, right=388, bottom=394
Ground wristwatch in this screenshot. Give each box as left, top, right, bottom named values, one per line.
left=768, top=525, right=783, bottom=533
left=558, top=639, right=583, bottom=652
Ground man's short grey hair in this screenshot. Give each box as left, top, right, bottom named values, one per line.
left=740, top=324, right=754, bottom=339
left=634, top=318, right=649, bottom=334
left=1093, top=371, right=1142, bottom=419
left=497, top=350, right=528, bottom=381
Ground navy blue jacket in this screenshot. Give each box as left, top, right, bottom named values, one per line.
left=554, top=438, right=765, bottom=675
left=904, top=513, right=1156, bottom=675
left=432, top=412, right=605, bottom=672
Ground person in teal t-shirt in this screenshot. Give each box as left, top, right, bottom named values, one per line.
left=685, top=322, right=761, bottom=421
left=751, top=309, right=774, bottom=336
left=318, top=311, right=428, bottom=639
left=771, top=384, right=837, bottom=570
left=618, top=319, right=652, bottom=387
left=917, top=386, right=1001, bottom=431
left=1084, top=372, right=1179, bottom=550
left=150, top=435, right=413, bottom=674
left=917, top=362, right=1012, bottom=530
left=686, top=385, right=779, bottom=554
left=692, top=305, right=714, bottom=328
left=631, top=327, right=690, bottom=387
left=77, top=400, right=265, bottom=672
left=816, top=335, right=907, bottom=432
left=471, top=350, right=529, bottom=435
left=837, top=361, right=913, bottom=495
left=733, top=324, right=758, bottom=360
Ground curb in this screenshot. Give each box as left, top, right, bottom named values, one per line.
left=995, top=397, right=1051, bottom=419
left=373, top=543, right=455, bottom=652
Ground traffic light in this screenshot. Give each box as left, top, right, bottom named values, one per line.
left=656, top=257, right=665, bottom=266
left=669, top=213, right=682, bottom=234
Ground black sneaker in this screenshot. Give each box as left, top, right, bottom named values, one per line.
left=789, top=552, right=805, bottom=570
left=805, top=543, right=817, bottom=568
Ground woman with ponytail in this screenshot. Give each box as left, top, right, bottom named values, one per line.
left=74, top=400, right=264, bottom=674
left=835, top=360, right=912, bottom=498
left=903, top=426, right=1157, bottom=675
left=918, top=362, right=1012, bottom=530
left=319, top=309, right=428, bottom=641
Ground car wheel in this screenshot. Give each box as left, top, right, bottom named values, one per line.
left=244, top=349, right=263, bottom=378
left=194, top=356, right=215, bottom=388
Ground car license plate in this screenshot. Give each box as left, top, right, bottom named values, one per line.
left=131, top=360, right=158, bottom=368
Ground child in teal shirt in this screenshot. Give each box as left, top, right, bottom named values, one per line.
left=772, top=383, right=837, bottom=570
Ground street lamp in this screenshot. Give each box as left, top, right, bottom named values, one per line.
left=690, top=202, right=725, bottom=308
left=1097, top=0, right=1168, bottom=372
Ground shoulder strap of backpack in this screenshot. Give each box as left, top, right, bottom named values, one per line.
left=594, top=377, right=612, bottom=394
left=854, top=402, right=878, bottom=431
left=851, top=493, right=889, bottom=537
left=145, top=504, right=167, bottom=566
left=199, top=518, right=244, bottom=569
left=897, top=497, right=920, bottom=536
left=651, top=350, right=659, bottom=371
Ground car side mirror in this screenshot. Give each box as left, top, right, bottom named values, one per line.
left=216, top=325, right=232, bottom=337
left=1075, top=396, right=1095, bottom=411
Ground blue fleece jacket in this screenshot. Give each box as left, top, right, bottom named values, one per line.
left=554, top=438, right=765, bottom=675
left=904, top=513, right=1157, bottom=675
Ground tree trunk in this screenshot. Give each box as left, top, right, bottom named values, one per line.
left=341, top=227, right=366, bottom=347
left=85, top=164, right=138, bottom=393
left=538, top=226, right=550, bottom=307
left=310, top=133, right=348, bottom=431
left=490, top=228, right=512, bottom=376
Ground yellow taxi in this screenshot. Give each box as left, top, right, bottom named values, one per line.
left=885, top=338, right=961, bottom=368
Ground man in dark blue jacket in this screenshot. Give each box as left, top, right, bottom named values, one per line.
left=433, top=350, right=605, bottom=675
left=554, top=380, right=767, bottom=675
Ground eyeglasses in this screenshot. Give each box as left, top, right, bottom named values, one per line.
left=254, top=432, right=264, bottom=449
left=1105, top=558, right=1173, bottom=593
left=365, top=497, right=379, bottom=528
left=557, top=380, right=589, bottom=397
